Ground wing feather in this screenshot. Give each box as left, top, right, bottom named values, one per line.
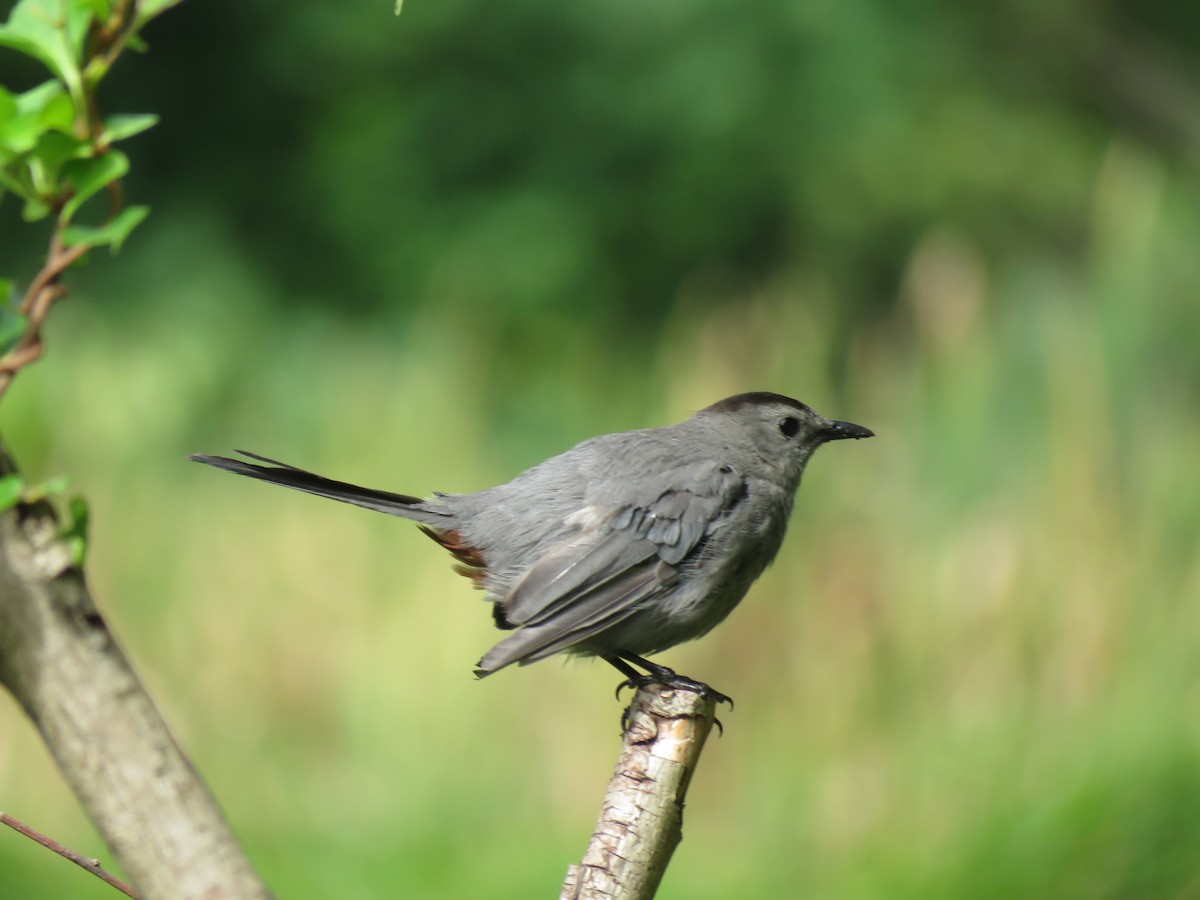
left=476, top=461, right=746, bottom=674
left=476, top=559, right=661, bottom=672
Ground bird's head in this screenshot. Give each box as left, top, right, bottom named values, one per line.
left=695, top=392, right=873, bottom=487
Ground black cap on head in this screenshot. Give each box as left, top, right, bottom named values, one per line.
left=701, top=392, right=813, bottom=416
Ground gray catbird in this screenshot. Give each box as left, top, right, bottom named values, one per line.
left=191, top=392, right=871, bottom=698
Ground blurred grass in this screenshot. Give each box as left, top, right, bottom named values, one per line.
left=2, top=137, right=1200, bottom=900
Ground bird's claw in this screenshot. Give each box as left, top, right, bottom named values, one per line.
left=617, top=680, right=731, bottom=735
left=612, top=670, right=734, bottom=709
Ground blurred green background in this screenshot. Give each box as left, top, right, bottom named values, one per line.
left=3, top=0, right=1200, bottom=896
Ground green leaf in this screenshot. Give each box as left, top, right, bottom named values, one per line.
left=15, top=80, right=69, bottom=117
left=0, top=0, right=91, bottom=102
left=61, top=204, right=149, bottom=250
left=61, top=149, right=128, bottom=220
left=81, top=52, right=111, bottom=88
left=63, top=494, right=89, bottom=565
left=18, top=80, right=75, bottom=133
left=0, top=475, right=25, bottom=512
left=0, top=81, right=75, bottom=156
left=34, top=128, right=89, bottom=168
left=136, top=0, right=185, bottom=27
left=1, top=110, right=43, bottom=155
left=17, top=129, right=89, bottom=208
left=36, top=87, right=76, bottom=133
left=76, top=0, right=116, bottom=20
left=65, top=534, right=86, bottom=565
left=0, top=169, right=26, bottom=199
left=0, top=88, right=82, bottom=207
left=0, top=88, right=16, bottom=125
left=21, top=194, right=52, bottom=221
left=22, top=473, right=70, bottom=501
left=102, top=113, right=158, bottom=143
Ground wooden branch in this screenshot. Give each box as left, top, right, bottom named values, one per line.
left=0, top=438, right=274, bottom=900
left=562, top=683, right=720, bottom=899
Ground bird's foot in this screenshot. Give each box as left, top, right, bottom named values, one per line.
left=615, top=666, right=733, bottom=709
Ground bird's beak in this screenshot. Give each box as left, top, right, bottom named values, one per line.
left=822, top=419, right=874, bottom=441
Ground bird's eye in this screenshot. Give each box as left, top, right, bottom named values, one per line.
left=778, top=416, right=801, bottom=438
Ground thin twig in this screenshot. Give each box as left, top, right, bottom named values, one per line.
left=17, top=236, right=86, bottom=317
left=96, top=0, right=142, bottom=75
left=1, top=811, right=140, bottom=899
left=0, top=128, right=101, bottom=399
left=0, top=240, right=87, bottom=399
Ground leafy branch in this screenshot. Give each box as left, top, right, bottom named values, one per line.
left=0, top=0, right=178, bottom=400
left=0, top=6, right=273, bottom=898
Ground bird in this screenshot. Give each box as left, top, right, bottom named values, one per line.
left=191, top=392, right=872, bottom=700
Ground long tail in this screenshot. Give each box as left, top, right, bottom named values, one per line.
left=190, top=450, right=447, bottom=523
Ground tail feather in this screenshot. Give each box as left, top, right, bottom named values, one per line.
left=190, top=451, right=446, bottom=523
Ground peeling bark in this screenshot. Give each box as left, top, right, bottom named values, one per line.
left=562, top=684, right=719, bottom=899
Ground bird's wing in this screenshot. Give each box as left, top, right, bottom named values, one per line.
left=476, top=461, right=745, bottom=674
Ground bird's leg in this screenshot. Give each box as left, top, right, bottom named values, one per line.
left=602, top=654, right=646, bottom=696
left=602, top=651, right=733, bottom=709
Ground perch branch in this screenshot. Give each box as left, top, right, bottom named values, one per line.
left=562, top=683, right=720, bottom=899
